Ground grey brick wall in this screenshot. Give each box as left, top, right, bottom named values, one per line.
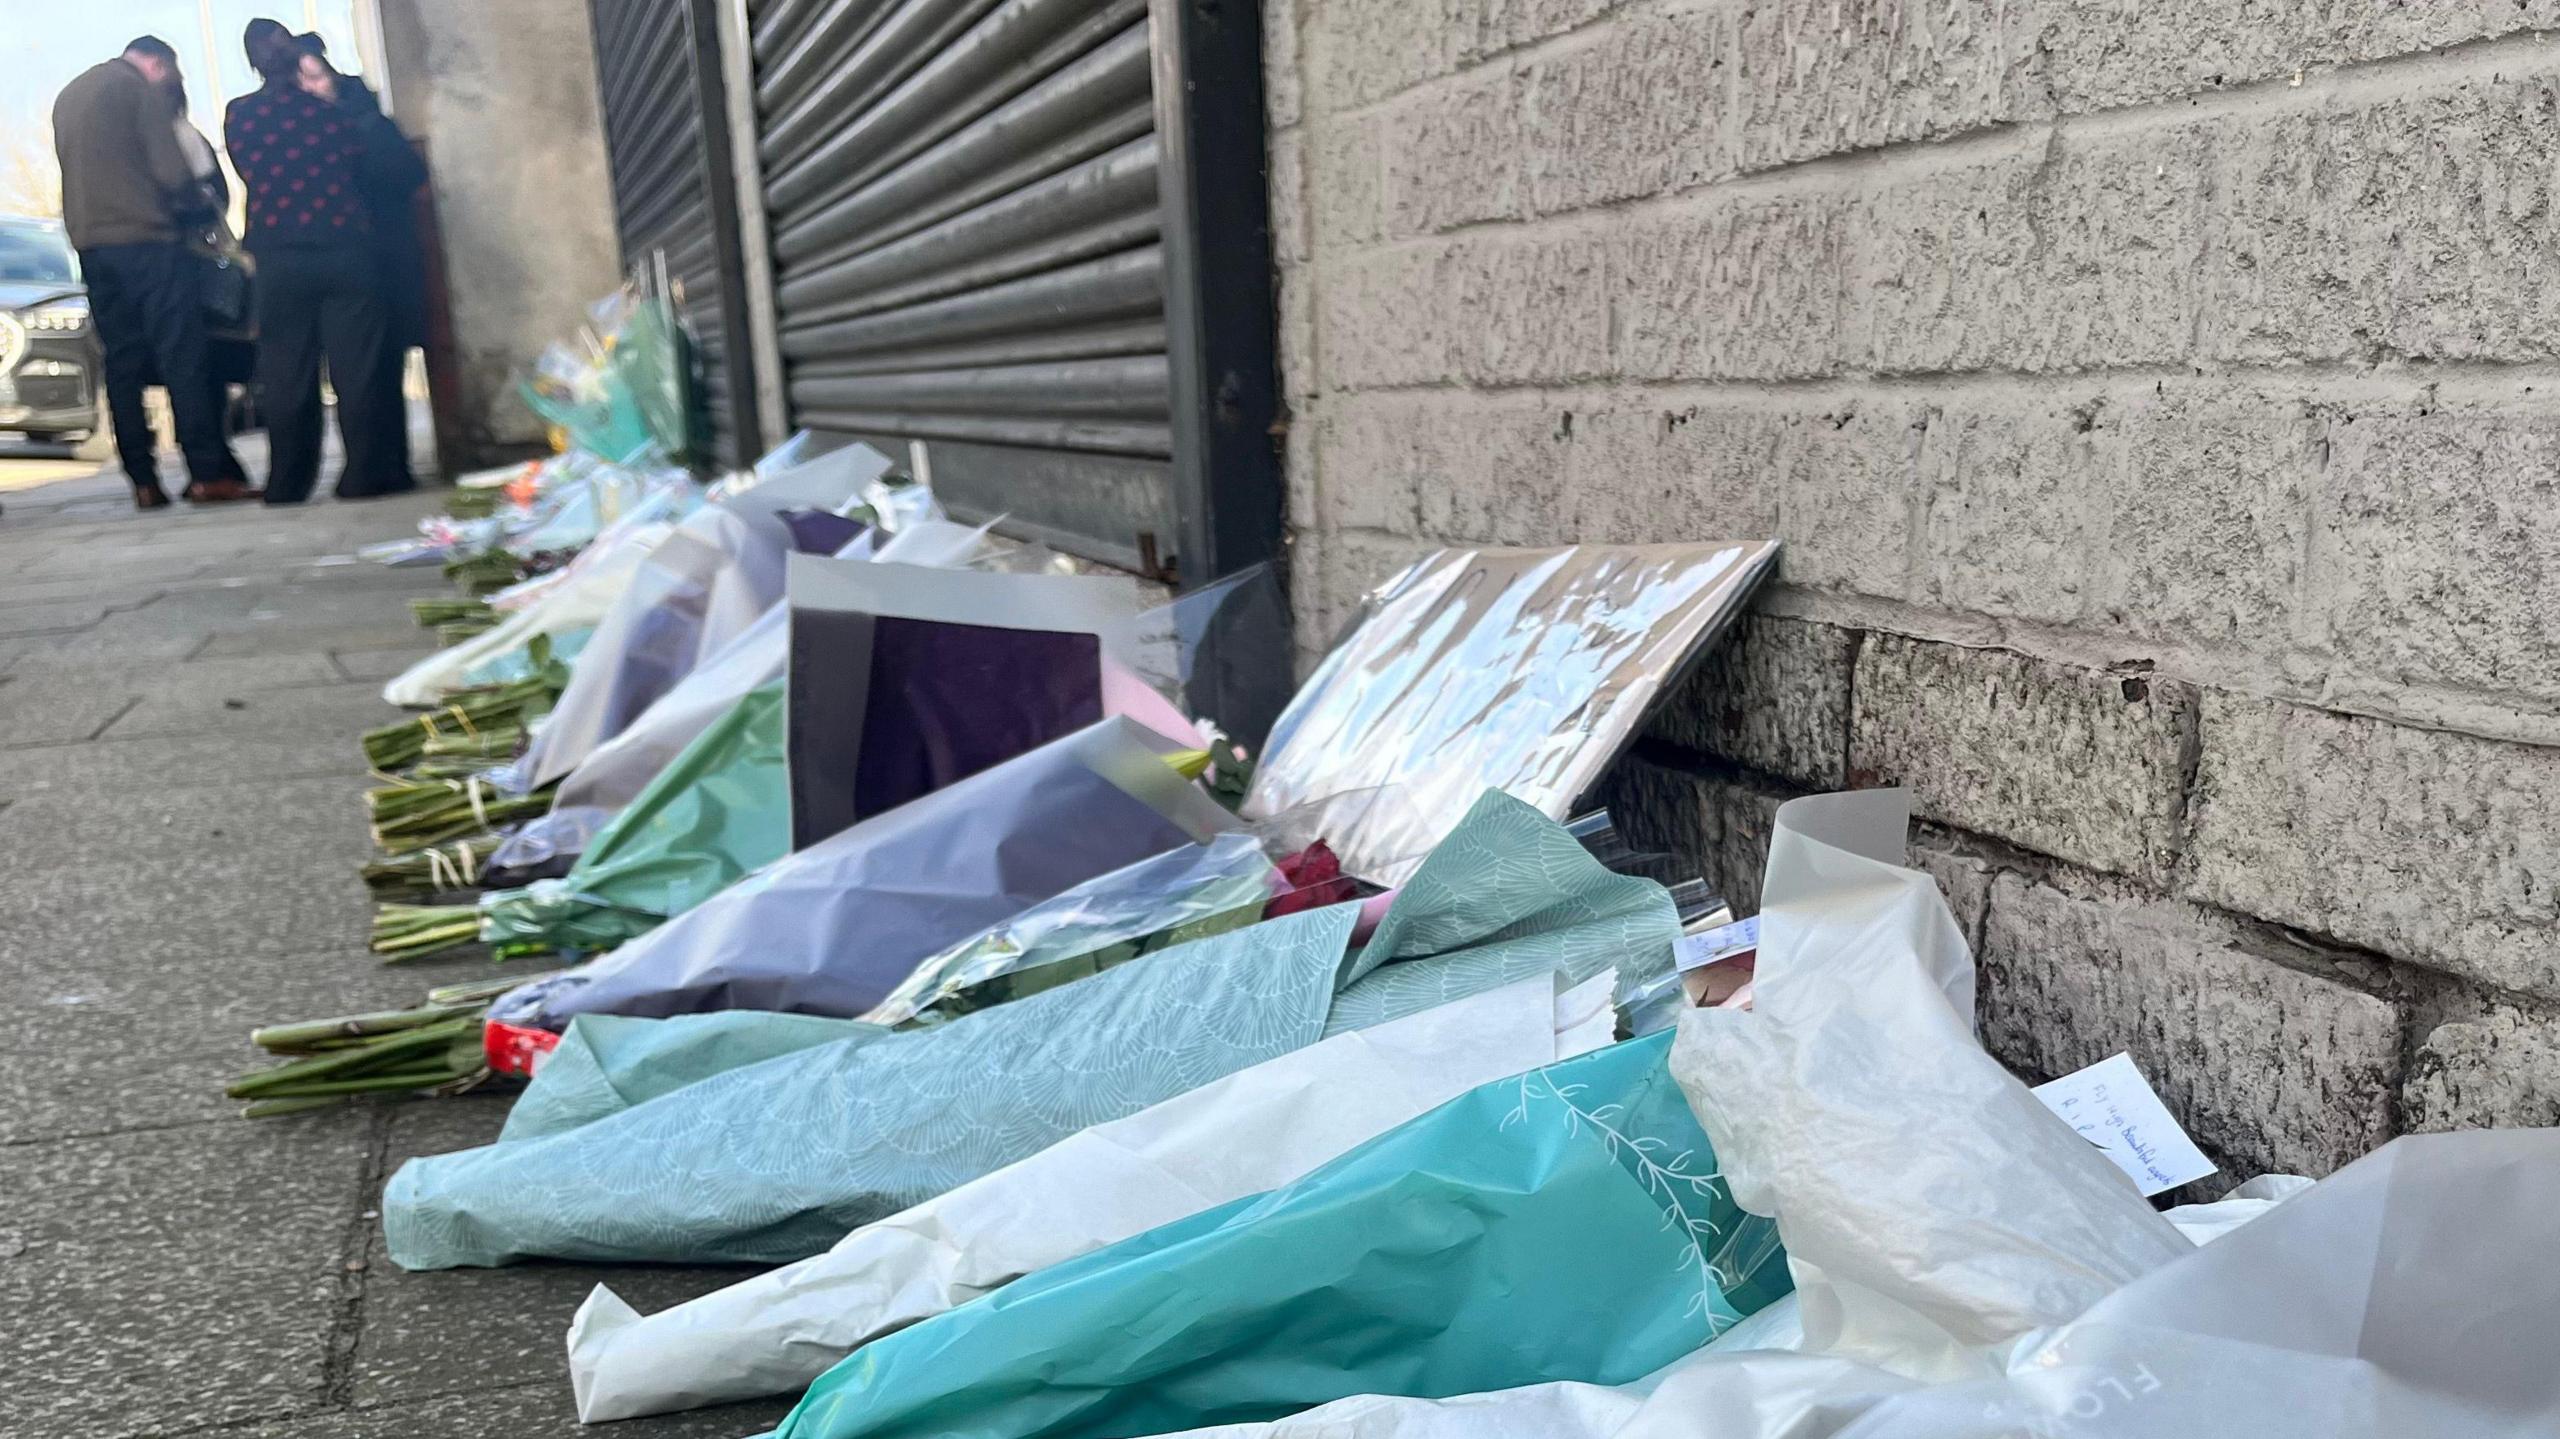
left=1269, top=0, right=2560, bottom=1174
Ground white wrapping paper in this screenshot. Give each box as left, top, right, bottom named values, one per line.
left=1144, top=792, right=2560, bottom=1439
left=381, top=518, right=675, bottom=707
left=510, top=443, right=893, bottom=789
left=486, top=519, right=1003, bottom=872
left=563, top=970, right=1623, bottom=1422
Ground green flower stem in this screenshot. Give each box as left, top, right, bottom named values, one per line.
left=376, top=927, right=487, bottom=962
left=409, top=596, right=493, bottom=627
left=244, top=1066, right=472, bottom=1100
left=418, top=727, right=526, bottom=761
left=226, top=1018, right=475, bottom=1098
left=240, top=1095, right=353, bottom=1119
left=229, top=968, right=567, bottom=1117
left=442, top=548, right=524, bottom=593
left=370, top=903, right=489, bottom=960
left=366, top=786, right=552, bottom=852
left=251, top=1005, right=472, bottom=1054
left=361, top=674, right=557, bottom=770
left=440, top=487, right=502, bottom=520
left=361, top=835, right=505, bottom=900
left=427, top=970, right=561, bottom=1006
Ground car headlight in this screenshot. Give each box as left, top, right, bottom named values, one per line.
left=23, top=300, right=88, bottom=333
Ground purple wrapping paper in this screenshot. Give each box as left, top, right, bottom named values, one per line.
left=789, top=609, right=1107, bottom=851
left=849, top=619, right=1105, bottom=826
left=488, top=716, right=1240, bottom=1028
left=782, top=510, right=870, bottom=556
left=782, top=559, right=1153, bottom=852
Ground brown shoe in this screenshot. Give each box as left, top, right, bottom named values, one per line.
left=133, top=484, right=172, bottom=511
left=181, top=478, right=262, bottom=504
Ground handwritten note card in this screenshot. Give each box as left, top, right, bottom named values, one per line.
left=2032, top=1053, right=2217, bottom=1197
left=1673, top=914, right=1760, bottom=974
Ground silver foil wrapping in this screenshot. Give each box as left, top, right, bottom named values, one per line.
left=1245, top=541, right=1778, bottom=884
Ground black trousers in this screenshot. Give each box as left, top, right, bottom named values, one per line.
left=77, top=242, right=245, bottom=494
left=252, top=243, right=412, bottom=503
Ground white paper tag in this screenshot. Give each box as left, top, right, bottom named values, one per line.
left=2033, top=1053, right=2217, bottom=1196
left=1673, top=915, right=1759, bottom=973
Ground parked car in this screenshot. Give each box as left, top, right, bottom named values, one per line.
left=0, top=216, right=98, bottom=446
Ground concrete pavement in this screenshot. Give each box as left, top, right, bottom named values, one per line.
left=0, top=462, right=792, bottom=1438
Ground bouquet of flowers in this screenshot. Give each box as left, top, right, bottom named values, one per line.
left=366, top=776, right=556, bottom=853
left=361, top=668, right=560, bottom=772
left=227, top=972, right=559, bottom=1117
left=409, top=596, right=492, bottom=629
left=360, top=834, right=506, bottom=901
left=378, top=677, right=794, bottom=962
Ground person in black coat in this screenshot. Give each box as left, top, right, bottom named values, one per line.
left=292, top=31, right=430, bottom=355
left=223, top=42, right=423, bottom=501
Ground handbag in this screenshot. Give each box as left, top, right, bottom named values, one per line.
left=198, top=246, right=253, bottom=333
left=186, top=204, right=256, bottom=338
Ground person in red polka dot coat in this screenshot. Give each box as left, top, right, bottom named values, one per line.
left=223, top=43, right=422, bottom=502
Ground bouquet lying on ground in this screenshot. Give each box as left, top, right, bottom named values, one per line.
left=409, top=596, right=492, bottom=629
left=370, top=681, right=793, bottom=962
left=439, top=487, right=503, bottom=520
left=227, top=972, right=561, bottom=1117
left=362, top=669, right=562, bottom=772
left=443, top=547, right=525, bottom=594
left=371, top=900, right=558, bottom=962
left=361, top=834, right=507, bottom=901
left=367, top=776, right=557, bottom=854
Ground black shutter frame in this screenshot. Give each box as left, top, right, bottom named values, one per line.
left=586, top=0, right=766, bottom=466
left=684, top=0, right=768, bottom=464
left=1150, top=0, right=1282, bottom=589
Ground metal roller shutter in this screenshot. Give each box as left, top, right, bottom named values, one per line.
left=589, top=0, right=765, bottom=465
left=745, top=0, right=1276, bottom=580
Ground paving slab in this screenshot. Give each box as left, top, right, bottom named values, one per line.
left=0, top=934, right=559, bottom=1149
left=0, top=842, right=532, bottom=1001
left=333, top=645, right=441, bottom=683
left=183, top=558, right=455, bottom=595
left=222, top=1383, right=796, bottom=1438
left=4, top=629, right=221, bottom=666
left=0, top=985, right=285, bottom=1144
left=1, top=546, right=225, bottom=588
left=71, top=587, right=434, bottom=653
left=0, top=673, right=143, bottom=746
left=0, top=730, right=376, bottom=796
left=197, top=621, right=443, bottom=660
left=0, top=599, right=120, bottom=637
left=0, top=774, right=375, bottom=881
left=104, top=681, right=412, bottom=745
left=0, top=467, right=738, bottom=1438
left=0, top=882, right=513, bottom=1144
left=0, top=1116, right=372, bottom=1439
left=0, top=576, right=168, bottom=607
left=0, top=777, right=381, bottom=989
left=0, top=651, right=340, bottom=708
left=0, top=660, right=373, bottom=742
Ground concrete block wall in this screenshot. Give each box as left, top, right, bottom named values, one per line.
left=1267, top=0, right=2560, bottom=1178
left=377, top=0, right=623, bottom=466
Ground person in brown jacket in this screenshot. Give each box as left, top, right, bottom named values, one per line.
left=52, top=36, right=256, bottom=508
